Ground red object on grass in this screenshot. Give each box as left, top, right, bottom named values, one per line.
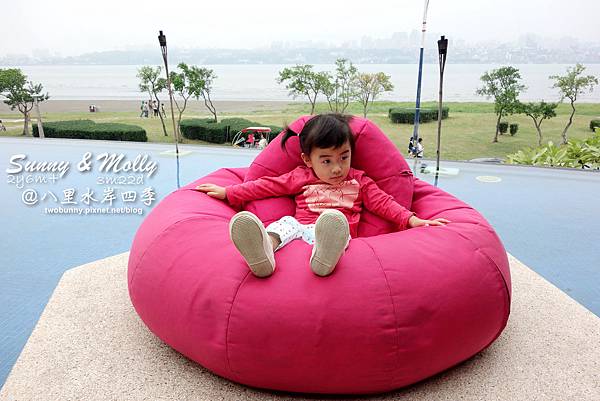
left=128, top=116, right=511, bottom=394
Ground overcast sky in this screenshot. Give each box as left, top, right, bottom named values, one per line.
left=2, top=0, right=599, bottom=56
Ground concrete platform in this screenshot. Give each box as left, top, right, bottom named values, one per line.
left=0, top=253, right=598, bottom=401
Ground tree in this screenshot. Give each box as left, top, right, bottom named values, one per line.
left=170, top=62, right=197, bottom=135
left=333, top=59, right=358, bottom=113
left=137, top=66, right=168, bottom=136
left=476, top=66, right=526, bottom=143
left=189, top=67, right=218, bottom=122
left=0, top=68, right=49, bottom=136
left=354, top=72, right=394, bottom=117
left=550, top=64, right=598, bottom=144
left=277, top=65, right=327, bottom=115
left=517, top=101, right=558, bottom=146
left=318, top=71, right=336, bottom=112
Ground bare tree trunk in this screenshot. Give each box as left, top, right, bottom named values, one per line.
left=527, top=115, right=543, bottom=146
left=342, top=95, right=350, bottom=113
left=202, top=91, right=218, bottom=122
left=173, top=96, right=189, bottom=139
left=152, top=92, right=168, bottom=137
left=309, top=92, right=317, bottom=115
left=156, top=100, right=168, bottom=136
left=148, top=87, right=168, bottom=136
left=493, top=112, right=502, bottom=143
left=23, top=112, right=30, bottom=136
left=362, top=92, right=374, bottom=118
left=324, top=96, right=334, bottom=112
left=178, top=98, right=188, bottom=129
left=561, top=100, right=576, bottom=145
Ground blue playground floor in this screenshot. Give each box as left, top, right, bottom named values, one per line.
left=1, top=136, right=599, bottom=386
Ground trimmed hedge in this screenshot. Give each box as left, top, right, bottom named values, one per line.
left=388, top=107, right=449, bottom=124
left=590, top=119, right=600, bottom=131
left=499, top=121, right=509, bottom=134
left=32, top=120, right=147, bottom=142
left=509, top=123, right=519, bottom=136
left=180, top=118, right=283, bottom=144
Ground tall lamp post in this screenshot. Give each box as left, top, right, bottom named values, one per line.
left=434, top=35, right=448, bottom=187
left=158, top=30, right=181, bottom=188
left=411, top=0, right=431, bottom=167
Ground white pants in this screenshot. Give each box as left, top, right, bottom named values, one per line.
left=266, top=215, right=351, bottom=252
left=266, top=216, right=316, bottom=251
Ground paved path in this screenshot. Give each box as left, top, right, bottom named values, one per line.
left=0, top=253, right=598, bottom=400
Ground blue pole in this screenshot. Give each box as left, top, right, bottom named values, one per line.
left=411, top=0, right=430, bottom=153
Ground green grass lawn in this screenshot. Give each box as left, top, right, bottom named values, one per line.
left=1, top=101, right=599, bottom=161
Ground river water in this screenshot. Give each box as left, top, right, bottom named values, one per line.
left=7, top=64, right=600, bottom=102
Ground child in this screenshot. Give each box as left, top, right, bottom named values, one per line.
left=415, top=137, right=424, bottom=158
left=196, top=114, right=449, bottom=278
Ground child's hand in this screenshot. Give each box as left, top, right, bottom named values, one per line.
left=408, top=215, right=451, bottom=228
left=195, top=183, right=226, bottom=200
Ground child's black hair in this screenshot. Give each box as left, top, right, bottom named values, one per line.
left=281, top=113, right=355, bottom=155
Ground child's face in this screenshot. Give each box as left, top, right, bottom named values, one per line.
left=301, top=141, right=352, bottom=185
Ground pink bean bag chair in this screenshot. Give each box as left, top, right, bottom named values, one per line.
left=128, top=116, right=511, bottom=394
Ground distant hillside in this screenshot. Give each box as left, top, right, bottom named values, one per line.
left=2, top=44, right=599, bottom=66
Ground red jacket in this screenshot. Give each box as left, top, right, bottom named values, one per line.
left=226, top=166, right=414, bottom=237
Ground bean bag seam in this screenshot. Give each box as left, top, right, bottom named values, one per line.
left=249, top=160, right=279, bottom=177
left=375, top=170, right=415, bottom=182
left=129, top=214, right=231, bottom=289
left=453, top=231, right=511, bottom=306
left=357, top=238, right=402, bottom=388
left=446, top=229, right=512, bottom=329
left=433, top=226, right=511, bottom=308
left=355, top=119, right=369, bottom=141
left=130, top=212, right=250, bottom=379
left=474, top=247, right=511, bottom=342
left=432, top=248, right=511, bottom=378
left=225, top=270, right=252, bottom=379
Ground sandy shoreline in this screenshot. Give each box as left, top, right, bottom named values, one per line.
left=0, top=100, right=294, bottom=114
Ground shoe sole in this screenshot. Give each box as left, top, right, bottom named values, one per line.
left=311, top=210, right=349, bottom=276
left=229, top=212, right=275, bottom=278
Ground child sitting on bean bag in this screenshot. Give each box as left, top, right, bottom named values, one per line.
left=195, top=113, right=449, bottom=278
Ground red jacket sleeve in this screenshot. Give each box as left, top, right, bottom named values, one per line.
left=359, top=173, right=414, bottom=230
left=226, top=166, right=311, bottom=207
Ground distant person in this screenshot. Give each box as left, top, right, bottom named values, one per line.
left=246, top=132, right=255, bottom=148
left=143, top=101, right=149, bottom=118
left=408, top=137, right=415, bottom=156
left=415, top=138, right=424, bottom=158
left=0, top=119, right=6, bottom=132
left=139, top=101, right=146, bottom=118
left=152, top=100, right=159, bottom=117
left=257, top=134, right=268, bottom=149
left=161, top=103, right=166, bottom=118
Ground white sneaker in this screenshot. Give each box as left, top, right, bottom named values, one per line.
left=310, top=209, right=349, bottom=276
left=229, top=211, right=276, bottom=277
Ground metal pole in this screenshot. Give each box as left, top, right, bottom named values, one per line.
left=33, top=96, right=45, bottom=138
left=411, top=0, right=430, bottom=169
left=435, top=36, right=448, bottom=187
left=158, top=30, right=181, bottom=189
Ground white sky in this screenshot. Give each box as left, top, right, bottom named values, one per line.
left=1, top=0, right=599, bottom=56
